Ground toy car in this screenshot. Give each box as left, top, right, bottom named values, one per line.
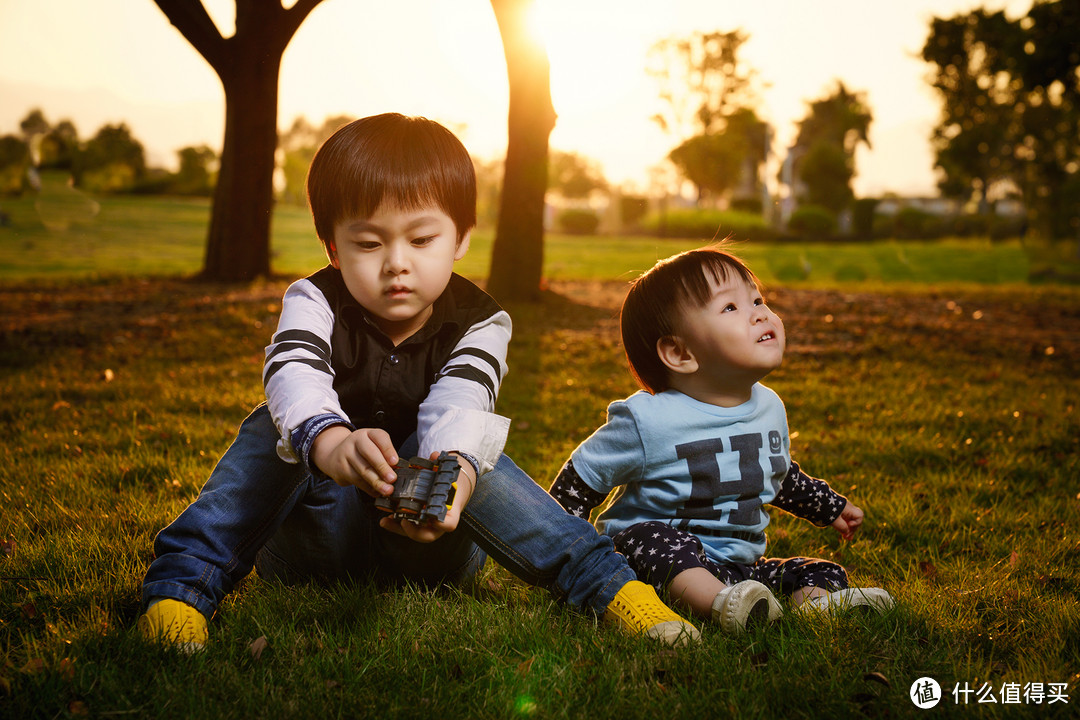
left=374, top=452, right=460, bottom=524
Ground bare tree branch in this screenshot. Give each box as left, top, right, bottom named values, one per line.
left=153, top=0, right=229, bottom=71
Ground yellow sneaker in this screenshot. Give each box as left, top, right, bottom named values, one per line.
left=137, top=598, right=208, bottom=653
left=604, top=580, right=700, bottom=646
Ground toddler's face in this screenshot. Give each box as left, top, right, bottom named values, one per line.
left=329, top=202, right=468, bottom=344
left=674, top=273, right=786, bottom=388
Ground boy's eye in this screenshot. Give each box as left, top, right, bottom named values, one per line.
left=412, top=235, right=436, bottom=246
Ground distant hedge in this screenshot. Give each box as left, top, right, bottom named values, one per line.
left=641, top=208, right=774, bottom=241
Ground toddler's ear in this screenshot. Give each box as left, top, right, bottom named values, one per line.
left=327, top=242, right=339, bottom=268
left=657, top=335, right=698, bottom=375
left=454, top=230, right=472, bottom=261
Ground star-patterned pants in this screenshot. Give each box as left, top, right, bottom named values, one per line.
left=612, top=521, right=848, bottom=598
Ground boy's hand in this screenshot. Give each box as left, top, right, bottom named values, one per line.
left=379, top=452, right=477, bottom=543
left=311, top=425, right=398, bottom=497
left=832, top=501, right=864, bottom=541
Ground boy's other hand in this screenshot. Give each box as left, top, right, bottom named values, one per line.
left=832, top=501, right=864, bottom=541
left=311, top=425, right=398, bottom=497
left=378, top=452, right=477, bottom=543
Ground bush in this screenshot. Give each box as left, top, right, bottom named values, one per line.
left=557, top=208, right=600, bottom=235
left=641, top=207, right=772, bottom=241
left=618, top=195, right=649, bottom=230
left=729, top=197, right=763, bottom=214
left=852, top=198, right=879, bottom=239
left=949, top=213, right=990, bottom=238
left=893, top=206, right=938, bottom=239
left=788, top=204, right=836, bottom=239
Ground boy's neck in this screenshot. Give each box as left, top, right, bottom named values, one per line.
left=666, top=373, right=759, bottom=408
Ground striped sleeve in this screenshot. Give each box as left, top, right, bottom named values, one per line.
left=417, top=309, right=512, bottom=475
left=263, top=278, right=350, bottom=463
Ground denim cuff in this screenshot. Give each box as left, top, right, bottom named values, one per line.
left=292, top=413, right=354, bottom=480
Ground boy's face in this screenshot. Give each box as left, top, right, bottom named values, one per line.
left=329, top=202, right=469, bottom=344
left=672, top=273, right=786, bottom=390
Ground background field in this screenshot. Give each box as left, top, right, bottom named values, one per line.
left=1, top=197, right=1078, bottom=718
left=0, top=194, right=1055, bottom=286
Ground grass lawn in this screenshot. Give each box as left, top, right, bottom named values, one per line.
left=0, top=195, right=1078, bottom=718
left=2, top=193, right=1072, bottom=287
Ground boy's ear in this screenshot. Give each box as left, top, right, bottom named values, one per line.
left=454, top=230, right=472, bottom=261
left=657, top=335, right=698, bottom=375
left=327, top=242, right=339, bottom=269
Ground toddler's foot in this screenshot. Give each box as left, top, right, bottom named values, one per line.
left=795, top=587, right=895, bottom=616
left=711, top=580, right=783, bottom=633
left=604, top=580, right=700, bottom=646
left=137, top=598, right=208, bottom=653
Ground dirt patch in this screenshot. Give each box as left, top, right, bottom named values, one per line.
left=1, top=277, right=1077, bottom=374
left=546, top=279, right=1079, bottom=372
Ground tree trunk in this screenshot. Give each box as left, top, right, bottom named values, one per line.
left=486, top=0, right=556, bottom=304
left=203, top=48, right=281, bottom=280
left=153, top=0, right=322, bottom=282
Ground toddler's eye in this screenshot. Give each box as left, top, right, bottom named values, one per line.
left=722, top=303, right=737, bottom=312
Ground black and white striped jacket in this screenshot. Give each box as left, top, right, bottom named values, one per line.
left=263, top=266, right=511, bottom=476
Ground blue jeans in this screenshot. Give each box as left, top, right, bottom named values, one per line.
left=142, top=404, right=634, bottom=620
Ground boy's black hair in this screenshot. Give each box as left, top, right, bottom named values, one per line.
left=620, top=246, right=759, bottom=394
left=306, top=113, right=476, bottom=252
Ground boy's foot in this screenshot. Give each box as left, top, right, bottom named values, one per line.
left=604, top=580, right=700, bottom=646
left=137, top=598, right=208, bottom=653
left=711, top=580, right=783, bottom=633
left=795, top=587, right=895, bottom=616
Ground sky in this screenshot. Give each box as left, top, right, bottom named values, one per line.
left=0, top=0, right=1034, bottom=198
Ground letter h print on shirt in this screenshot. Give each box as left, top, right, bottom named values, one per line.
left=674, top=431, right=785, bottom=526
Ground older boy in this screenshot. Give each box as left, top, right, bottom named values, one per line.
left=139, top=114, right=697, bottom=650
left=550, top=247, right=893, bottom=633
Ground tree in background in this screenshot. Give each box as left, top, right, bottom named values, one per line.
left=38, top=121, right=80, bottom=172
left=648, top=30, right=769, bottom=207
left=547, top=151, right=607, bottom=236
left=487, top=0, right=556, bottom=303
left=171, top=145, right=217, bottom=196
left=153, top=0, right=324, bottom=281
left=548, top=151, right=607, bottom=201
left=923, top=0, right=1079, bottom=238
left=922, top=9, right=1019, bottom=214
left=0, top=135, right=30, bottom=196
left=786, top=81, right=872, bottom=216
left=278, top=114, right=355, bottom=206
left=73, top=123, right=147, bottom=194
left=473, top=157, right=504, bottom=230
left=17, top=109, right=81, bottom=175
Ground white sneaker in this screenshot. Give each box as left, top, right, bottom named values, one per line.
left=711, top=580, right=783, bottom=633
left=796, top=587, right=895, bottom=616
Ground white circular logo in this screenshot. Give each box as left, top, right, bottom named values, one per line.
left=910, top=677, right=942, bottom=709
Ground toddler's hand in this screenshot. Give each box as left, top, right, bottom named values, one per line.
left=311, top=425, right=398, bottom=497
left=832, top=501, right=864, bottom=541
left=379, top=452, right=477, bottom=543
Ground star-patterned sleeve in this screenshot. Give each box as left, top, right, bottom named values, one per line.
left=549, top=459, right=611, bottom=520
left=768, top=460, right=848, bottom=527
